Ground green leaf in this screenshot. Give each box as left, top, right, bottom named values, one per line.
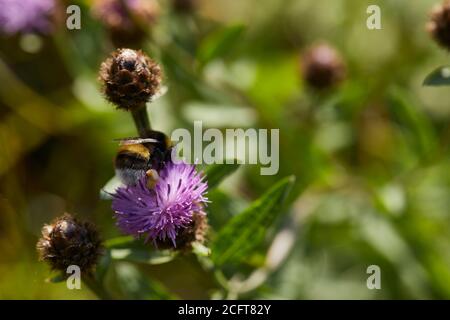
left=203, top=161, right=241, bottom=189
left=115, top=262, right=177, bottom=300
left=106, top=236, right=176, bottom=265
left=104, top=236, right=135, bottom=249
left=388, top=88, right=438, bottom=161
left=95, top=249, right=111, bottom=283
left=110, top=248, right=176, bottom=265
left=423, top=66, right=450, bottom=86
left=207, top=190, right=245, bottom=230
left=211, top=176, right=296, bottom=266
left=197, top=25, right=245, bottom=66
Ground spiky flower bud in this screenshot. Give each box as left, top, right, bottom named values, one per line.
left=301, top=43, right=346, bottom=90
left=157, top=212, right=208, bottom=250
left=427, top=1, right=450, bottom=50
left=99, top=48, right=162, bottom=111
left=92, top=0, right=160, bottom=48
left=36, top=214, right=103, bottom=274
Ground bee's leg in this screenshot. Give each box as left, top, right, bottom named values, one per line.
left=146, top=169, right=159, bottom=189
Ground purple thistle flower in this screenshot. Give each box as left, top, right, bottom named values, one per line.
left=0, top=0, right=56, bottom=35
left=112, top=162, right=208, bottom=247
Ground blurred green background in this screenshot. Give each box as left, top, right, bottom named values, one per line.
left=1, top=0, right=450, bottom=299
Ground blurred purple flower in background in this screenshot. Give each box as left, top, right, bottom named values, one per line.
left=0, top=0, right=56, bottom=35
left=92, top=0, right=160, bottom=47
left=92, top=0, right=159, bottom=31
left=112, top=162, right=208, bottom=246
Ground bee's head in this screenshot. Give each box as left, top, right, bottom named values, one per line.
left=140, top=129, right=172, bottom=152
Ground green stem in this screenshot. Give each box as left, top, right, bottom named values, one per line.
left=131, top=104, right=151, bottom=137
left=83, top=274, right=113, bottom=300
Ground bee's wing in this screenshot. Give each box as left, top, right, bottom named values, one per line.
left=114, top=137, right=159, bottom=146
left=100, top=175, right=125, bottom=200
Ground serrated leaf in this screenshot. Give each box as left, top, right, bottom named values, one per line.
left=203, top=161, right=240, bottom=190
left=110, top=248, right=176, bottom=265
left=211, top=176, right=295, bottom=266
left=423, top=66, right=450, bottom=86
left=207, top=190, right=243, bottom=230
left=197, top=25, right=245, bottom=66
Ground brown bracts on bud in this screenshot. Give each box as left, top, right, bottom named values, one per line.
left=427, top=1, right=450, bottom=50
left=92, top=0, right=160, bottom=48
left=36, top=214, right=103, bottom=274
left=301, top=43, right=346, bottom=90
left=156, top=212, right=209, bottom=251
left=99, top=48, right=162, bottom=112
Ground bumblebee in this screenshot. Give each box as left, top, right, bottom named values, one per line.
left=114, top=129, right=173, bottom=187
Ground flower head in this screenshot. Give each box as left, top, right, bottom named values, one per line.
left=99, top=48, right=163, bottom=111
left=427, top=0, right=450, bottom=50
left=112, top=162, right=208, bottom=248
left=0, top=0, right=56, bottom=35
left=301, top=43, right=346, bottom=90
left=36, top=214, right=103, bottom=273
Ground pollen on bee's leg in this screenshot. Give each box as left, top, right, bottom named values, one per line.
left=146, top=169, right=159, bottom=189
